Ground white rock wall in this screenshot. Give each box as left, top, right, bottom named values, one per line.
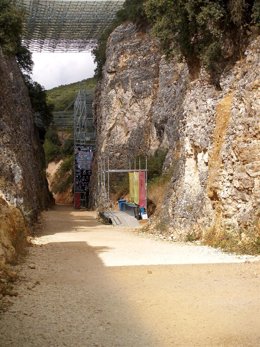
left=95, top=24, right=260, bottom=239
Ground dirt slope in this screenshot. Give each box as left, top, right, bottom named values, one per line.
left=0, top=206, right=259, bottom=347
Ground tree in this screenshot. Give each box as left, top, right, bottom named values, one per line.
left=24, top=77, right=53, bottom=130
left=116, top=0, right=147, bottom=27
left=0, top=0, right=22, bottom=55
left=0, top=0, right=33, bottom=74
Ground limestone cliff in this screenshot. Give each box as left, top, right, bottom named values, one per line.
left=0, top=50, right=52, bottom=266
left=94, top=23, right=259, bottom=249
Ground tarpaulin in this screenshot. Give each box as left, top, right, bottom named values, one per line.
left=129, top=172, right=135, bottom=203
left=133, top=172, right=139, bottom=205
left=139, top=171, right=146, bottom=208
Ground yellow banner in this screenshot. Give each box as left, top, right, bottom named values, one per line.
left=133, top=172, right=139, bottom=205
left=129, top=172, right=139, bottom=204
left=129, top=173, right=135, bottom=203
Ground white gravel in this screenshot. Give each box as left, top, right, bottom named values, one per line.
left=33, top=225, right=259, bottom=267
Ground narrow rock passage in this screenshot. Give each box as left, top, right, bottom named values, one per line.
left=0, top=206, right=260, bottom=347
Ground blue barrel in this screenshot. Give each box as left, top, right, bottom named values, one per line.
left=118, top=199, right=126, bottom=211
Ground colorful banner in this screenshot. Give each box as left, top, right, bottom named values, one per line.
left=133, top=172, right=139, bottom=205
left=139, top=171, right=146, bottom=208
left=129, top=171, right=146, bottom=207
left=129, top=173, right=135, bottom=203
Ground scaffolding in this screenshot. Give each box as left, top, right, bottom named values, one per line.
left=15, top=0, right=125, bottom=51
left=98, top=156, right=148, bottom=213
left=73, top=90, right=95, bottom=208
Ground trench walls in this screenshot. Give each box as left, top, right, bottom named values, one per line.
left=0, top=50, right=52, bottom=266
left=94, top=23, right=260, bottom=246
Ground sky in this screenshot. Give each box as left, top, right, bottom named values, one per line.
left=31, top=52, right=96, bottom=90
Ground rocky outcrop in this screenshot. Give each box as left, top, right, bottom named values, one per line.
left=0, top=198, right=28, bottom=267
left=94, top=23, right=260, bottom=245
left=0, top=50, right=52, bottom=265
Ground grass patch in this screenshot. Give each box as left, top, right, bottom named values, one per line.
left=203, top=225, right=260, bottom=255
left=46, top=78, right=97, bottom=111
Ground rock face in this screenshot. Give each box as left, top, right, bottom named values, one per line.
left=0, top=50, right=52, bottom=265
left=94, top=23, right=260, bottom=241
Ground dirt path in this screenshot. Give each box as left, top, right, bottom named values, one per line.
left=0, top=206, right=260, bottom=347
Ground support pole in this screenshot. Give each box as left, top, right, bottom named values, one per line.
left=107, top=155, right=110, bottom=205
left=145, top=156, right=148, bottom=213
left=97, top=161, right=100, bottom=197
left=103, top=158, right=106, bottom=198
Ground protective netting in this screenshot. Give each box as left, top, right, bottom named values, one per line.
left=15, top=0, right=125, bottom=51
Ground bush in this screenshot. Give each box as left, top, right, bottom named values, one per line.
left=62, top=138, right=74, bottom=156
left=0, top=0, right=22, bottom=55
left=93, top=0, right=147, bottom=78
left=0, top=0, right=33, bottom=74
left=45, top=128, right=61, bottom=146
left=24, top=77, right=53, bottom=130
left=93, top=0, right=258, bottom=84
left=116, top=0, right=147, bottom=27
left=147, top=149, right=168, bottom=181
left=145, top=0, right=257, bottom=86
left=43, top=139, right=61, bottom=164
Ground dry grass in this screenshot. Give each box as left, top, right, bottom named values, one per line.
left=203, top=224, right=260, bottom=255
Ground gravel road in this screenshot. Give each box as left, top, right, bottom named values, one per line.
left=0, top=205, right=260, bottom=347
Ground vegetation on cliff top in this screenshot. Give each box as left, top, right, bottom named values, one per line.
left=46, top=78, right=96, bottom=111
left=145, top=0, right=258, bottom=86
left=93, top=0, right=147, bottom=77
left=0, top=0, right=32, bottom=73
left=93, top=0, right=259, bottom=85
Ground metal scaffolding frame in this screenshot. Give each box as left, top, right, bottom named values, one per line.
left=98, top=156, right=148, bottom=212
left=73, top=90, right=95, bottom=208
left=15, top=0, right=125, bottom=51
left=52, top=111, right=74, bottom=129
left=74, top=90, right=94, bottom=146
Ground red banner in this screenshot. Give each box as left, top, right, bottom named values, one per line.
left=139, top=171, right=146, bottom=208
left=74, top=193, right=81, bottom=209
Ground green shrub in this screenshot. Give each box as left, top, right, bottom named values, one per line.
left=93, top=0, right=147, bottom=78
left=43, top=139, right=61, bottom=164
left=93, top=0, right=258, bottom=83
left=147, top=149, right=168, bottom=181
left=45, top=128, right=61, bottom=146
left=62, top=138, right=74, bottom=156
left=0, top=0, right=22, bottom=55
left=0, top=0, right=33, bottom=74
left=145, top=0, right=257, bottom=86
left=116, top=0, right=147, bottom=27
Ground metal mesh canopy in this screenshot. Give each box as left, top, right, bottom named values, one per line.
left=15, top=0, right=125, bottom=52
